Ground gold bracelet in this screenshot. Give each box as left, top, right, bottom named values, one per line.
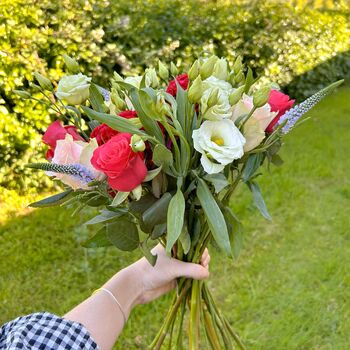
left=92, top=287, right=127, bottom=325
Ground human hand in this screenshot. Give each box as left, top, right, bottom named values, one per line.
left=130, top=244, right=210, bottom=305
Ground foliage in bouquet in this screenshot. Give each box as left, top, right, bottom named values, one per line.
left=16, top=54, right=342, bottom=349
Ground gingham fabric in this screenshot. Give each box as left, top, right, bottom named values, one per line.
left=0, top=312, right=99, bottom=349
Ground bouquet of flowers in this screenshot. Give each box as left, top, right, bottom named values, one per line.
left=15, top=54, right=342, bottom=349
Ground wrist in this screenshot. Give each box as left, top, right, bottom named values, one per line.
left=103, top=264, right=143, bottom=318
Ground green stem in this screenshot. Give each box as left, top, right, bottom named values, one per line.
left=175, top=299, right=187, bottom=350
left=189, top=280, right=200, bottom=350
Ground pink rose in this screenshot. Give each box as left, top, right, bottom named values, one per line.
left=266, top=90, right=295, bottom=133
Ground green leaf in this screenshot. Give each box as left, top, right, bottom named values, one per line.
left=247, top=181, right=272, bottom=221
left=84, top=208, right=126, bottom=226
left=242, top=153, right=264, bottom=183
left=81, top=106, right=144, bottom=135
left=142, top=192, right=172, bottom=232
left=111, top=191, right=129, bottom=206
left=196, top=178, right=231, bottom=255
left=89, top=83, right=106, bottom=113
left=143, top=166, right=163, bottom=182
left=224, top=207, right=243, bottom=258
left=129, top=193, right=158, bottom=215
left=28, top=190, right=73, bottom=208
left=153, top=144, right=173, bottom=168
left=107, top=220, right=139, bottom=251
left=204, top=173, right=229, bottom=193
left=179, top=224, right=191, bottom=254
left=271, top=154, right=284, bottom=167
left=166, top=189, right=185, bottom=253
left=140, top=240, right=157, bottom=266
left=82, top=227, right=113, bottom=248
left=151, top=223, right=167, bottom=239
left=129, top=88, right=164, bottom=142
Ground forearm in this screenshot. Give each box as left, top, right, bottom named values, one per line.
left=64, top=265, right=141, bottom=350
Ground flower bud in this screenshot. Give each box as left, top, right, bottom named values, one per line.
left=130, top=134, right=146, bottom=152
left=253, top=85, right=271, bottom=108
left=56, top=73, right=91, bottom=105
left=234, top=71, right=245, bottom=84
left=207, top=87, right=220, bottom=108
left=233, top=56, right=243, bottom=74
left=34, top=72, right=53, bottom=91
left=158, top=61, right=169, bottom=80
left=13, top=90, right=31, bottom=99
left=188, top=59, right=200, bottom=81
left=170, top=62, right=178, bottom=76
left=188, top=75, right=203, bottom=103
left=156, top=93, right=172, bottom=116
left=212, top=58, right=229, bottom=81
left=229, top=86, right=245, bottom=106
left=200, top=55, right=219, bottom=79
left=111, top=90, right=126, bottom=110
left=63, top=54, right=80, bottom=74
left=146, top=68, right=159, bottom=88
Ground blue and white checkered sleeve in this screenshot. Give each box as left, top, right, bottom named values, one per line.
left=0, top=312, right=99, bottom=349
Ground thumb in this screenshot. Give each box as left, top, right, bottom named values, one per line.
left=173, top=260, right=209, bottom=280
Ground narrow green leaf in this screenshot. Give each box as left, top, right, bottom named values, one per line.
left=204, top=173, right=229, bottom=193
left=129, top=88, right=164, bottom=142
left=153, top=144, right=173, bottom=168
left=142, top=192, right=172, bottom=232
left=166, top=190, right=185, bottom=253
left=81, top=106, right=144, bottom=135
left=82, top=227, right=113, bottom=248
left=271, top=154, right=284, bottom=167
left=242, top=153, right=264, bottom=183
left=140, top=240, right=157, bottom=266
left=248, top=181, right=272, bottom=221
left=179, top=224, right=191, bottom=254
left=143, top=166, right=163, bottom=182
left=196, top=178, right=231, bottom=255
left=244, top=67, right=254, bottom=93
left=28, top=190, right=73, bottom=208
left=111, top=191, right=129, bottom=206
left=224, top=207, right=243, bottom=258
left=89, top=83, right=106, bottom=113
left=84, top=208, right=126, bottom=226
left=107, top=220, right=139, bottom=251
left=151, top=223, right=167, bottom=239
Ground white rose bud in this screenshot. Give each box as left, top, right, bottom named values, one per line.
left=130, top=134, right=146, bottom=152
left=212, top=58, right=229, bottom=81
left=207, top=87, right=220, bottom=108
left=56, top=73, right=91, bottom=105
left=188, top=60, right=200, bottom=81
left=192, top=119, right=245, bottom=174
left=188, top=75, right=203, bottom=103
left=158, top=61, right=169, bottom=80
left=63, top=54, right=80, bottom=74
left=200, top=55, right=219, bottom=79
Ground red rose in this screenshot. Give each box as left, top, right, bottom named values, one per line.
left=166, top=74, right=189, bottom=96
left=91, top=133, right=147, bottom=192
left=42, top=120, right=83, bottom=160
left=266, top=90, right=295, bottom=133
left=90, top=110, right=138, bottom=145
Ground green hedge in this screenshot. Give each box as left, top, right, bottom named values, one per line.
left=1, top=0, right=349, bottom=191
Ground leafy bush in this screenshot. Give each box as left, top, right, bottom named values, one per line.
left=1, top=0, right=349, bottom=191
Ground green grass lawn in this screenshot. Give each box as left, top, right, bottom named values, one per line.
left=1, top=86, right=350, bottom=349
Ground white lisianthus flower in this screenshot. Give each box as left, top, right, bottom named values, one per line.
left=203, top=76, right=232, bottom=93
left=201, top=88, right=232, bottom=120
left=192, top=119, right=245, bottom=174
left=124, top=75, right=144, bottom=88
left=231, top=94, right=278, bottom=152
left=201, top=76, right=234, bottom=120
left=56, top=73, right=91, bottom=105
left=47, top=135, right=104, bottom=189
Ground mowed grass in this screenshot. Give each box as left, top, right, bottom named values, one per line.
left=1, top=86, right=350, bottom=349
